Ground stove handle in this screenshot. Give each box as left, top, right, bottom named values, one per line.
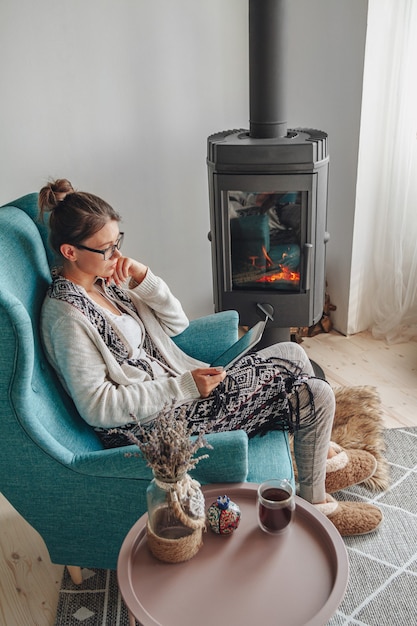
left=302, top=243, right=313, bottom=291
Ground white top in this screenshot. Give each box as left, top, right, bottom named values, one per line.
left=105, top=310, right=170, bottom=379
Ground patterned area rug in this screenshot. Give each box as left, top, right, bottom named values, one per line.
left=328, top=426, right=417, bottom=626
left=54, top=427, right=417, bottom=626
left=54, top=567, right=130, bottom=625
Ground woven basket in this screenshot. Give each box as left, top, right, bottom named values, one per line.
left=146, top=521, right=204, bottom=563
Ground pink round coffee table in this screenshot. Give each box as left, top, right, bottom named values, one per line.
left=118, top=483, right=349, bottom=626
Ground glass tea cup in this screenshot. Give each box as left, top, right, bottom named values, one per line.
left=257, top=479, right=295, bottom=535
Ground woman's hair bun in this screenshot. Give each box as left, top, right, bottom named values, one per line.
left=39, top=178, right=74, bottom=214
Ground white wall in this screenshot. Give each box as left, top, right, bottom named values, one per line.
left=0, top=0, right=368, bottom=331
left=0, top=0, right=249, bottom=320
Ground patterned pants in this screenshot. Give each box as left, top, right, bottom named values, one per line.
left=183, top=342, right=334, bottom=504
left=97, top=342, right=334, bottom=504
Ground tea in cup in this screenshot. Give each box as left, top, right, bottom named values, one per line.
left=257, top=479, right=295, bottom=535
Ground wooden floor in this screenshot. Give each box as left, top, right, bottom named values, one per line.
left=1, top=330, right=416, bottom=626
left=302, top=329, right=417, bottom=429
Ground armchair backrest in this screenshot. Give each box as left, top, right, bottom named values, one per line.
left=0, top=195, right=102, bottom=474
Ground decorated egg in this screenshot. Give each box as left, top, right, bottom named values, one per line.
left=207, top=495, right=241, bottom=535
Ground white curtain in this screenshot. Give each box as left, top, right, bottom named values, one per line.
left=357, top=0, right=417, bottom=343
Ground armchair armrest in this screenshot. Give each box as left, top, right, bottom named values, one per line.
left=70, top=430, right=249, bottom=484
left=173, top=310, right=239, bottom=364
left=191, top=430, right=249, bottom=484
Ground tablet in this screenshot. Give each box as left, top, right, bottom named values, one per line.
left=210, top=319, right=267, bottom=370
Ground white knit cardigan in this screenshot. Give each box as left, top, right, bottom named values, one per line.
left=40, top=269, right=206, bottom=428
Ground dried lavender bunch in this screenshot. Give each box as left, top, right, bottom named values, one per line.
left=124, top=402, right=212, bottom=480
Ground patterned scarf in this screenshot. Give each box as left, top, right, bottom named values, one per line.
left=47, top=272, right=168, bottom=378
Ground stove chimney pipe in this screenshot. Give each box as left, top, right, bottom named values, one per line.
left=249, top=0, right=288, bottom=139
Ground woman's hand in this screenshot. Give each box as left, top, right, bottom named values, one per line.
left=191, top=368, right=226, bottom=398
left=108, top=256, right=148, bottom=286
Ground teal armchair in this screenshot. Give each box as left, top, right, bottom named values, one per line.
left=0, top=194, right=293, bottom=571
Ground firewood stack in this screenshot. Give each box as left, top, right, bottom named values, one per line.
left=291, top=290, right=336, bottom=343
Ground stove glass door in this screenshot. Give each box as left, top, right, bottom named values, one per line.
left=227, top=189, right=303, bottom=292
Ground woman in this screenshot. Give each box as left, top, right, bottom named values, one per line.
left=39, top=179, right=383, bottom=536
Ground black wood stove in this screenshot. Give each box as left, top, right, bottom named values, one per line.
left=207, top=0, right=330, bottom=345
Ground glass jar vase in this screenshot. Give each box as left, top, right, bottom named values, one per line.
left=146, top=473, right=206, bottom=563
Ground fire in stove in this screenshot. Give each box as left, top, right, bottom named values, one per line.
left=229, top=189, right=301, bottom=291
left=255, top=248, right=300, bottom=286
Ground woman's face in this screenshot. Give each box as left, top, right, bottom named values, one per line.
left=69, top=219, right=123, bottom=281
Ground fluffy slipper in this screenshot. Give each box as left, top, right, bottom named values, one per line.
left=325, top=444, right=378, bottom=493
left=315, top=495, right=383, bottom=536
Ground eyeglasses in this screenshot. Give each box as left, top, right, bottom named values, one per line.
left=75, top=232, right=124, bottom=261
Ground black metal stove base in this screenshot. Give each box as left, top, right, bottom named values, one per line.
left=257, top=325, right=291, bottom=349
left=309, top=359, right=326, bottom=380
